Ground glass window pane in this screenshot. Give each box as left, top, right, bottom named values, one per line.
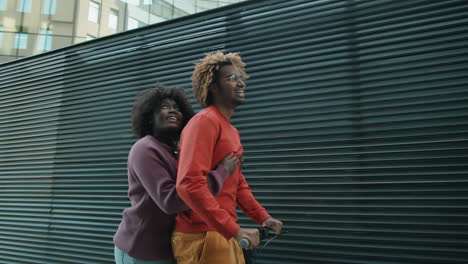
left=127, top=0, right=139, bottom=5
left=14, top=33, right=28, bottom=49
left=88, top=1, right=100, bottom=23
left=18, top=0, right=32, bottom=12
left=0, top=0, right=7, bottom=11
left=42, top=0, right=56, bottom=15
left=119, top=0, right=139, bottom=5
left=86, top=35, right=95, bottom=41
left=127, top=17, right=139, bottom=30
left=108, top=10, right=118, bottom=29
left=38, top=30, right=53, bottom=51
left=173, top=0, right=195, bottom=13
left=0, top=27, right=3, bottom=48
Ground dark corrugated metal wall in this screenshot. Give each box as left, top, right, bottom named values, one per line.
left=1, top=0, right=467, bottom=263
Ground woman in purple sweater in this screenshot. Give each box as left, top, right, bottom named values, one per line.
left=114, top=85, right=238, bottom=264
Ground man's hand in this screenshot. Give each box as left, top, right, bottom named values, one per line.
left=261, top=217, right=283, bottom=232
left=219, top=152, right=239, bottom=175
left=234, top=227, right=259, bottom=250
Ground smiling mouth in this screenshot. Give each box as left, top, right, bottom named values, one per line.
left=167, top=117, right=179, bottom=122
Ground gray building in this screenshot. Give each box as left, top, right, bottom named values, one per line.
left=0, top=0, right=245, bottom=63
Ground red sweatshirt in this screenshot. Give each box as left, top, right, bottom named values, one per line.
left=175, top=106, right=271, bottom=239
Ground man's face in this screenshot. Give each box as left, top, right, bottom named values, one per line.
left=215, top=65, right=246, bottom=107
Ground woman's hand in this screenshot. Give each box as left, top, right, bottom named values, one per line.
left=220, top=152, right=239, bottom=175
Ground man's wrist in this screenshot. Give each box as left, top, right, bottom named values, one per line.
left=222, top=223, right=240, bottom=240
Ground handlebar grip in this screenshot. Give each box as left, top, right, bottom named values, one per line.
left=239, top=238, right=250, bottom=249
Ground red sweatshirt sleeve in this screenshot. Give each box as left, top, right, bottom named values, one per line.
left=237, top=173, right=271, bottom=224
left=176, top=115, right=240, bottom=239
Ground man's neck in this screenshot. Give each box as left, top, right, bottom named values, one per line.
left=212, top=103, right=235, bottom=120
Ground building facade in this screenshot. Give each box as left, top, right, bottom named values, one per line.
left=0, top=0, right=245, bottom=63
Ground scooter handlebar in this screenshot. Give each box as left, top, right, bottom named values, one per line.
left=238, top=226, right=285, bottom=249
left=239, top=238, right=250, bottom=249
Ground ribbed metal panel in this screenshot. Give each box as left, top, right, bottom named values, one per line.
left=0, top=49, right=61, bottom=263
left=234, top=1, right=468, bottom=263
left=1, top=0, right=467, bottom=263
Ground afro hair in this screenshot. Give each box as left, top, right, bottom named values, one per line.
left=131, top=84, right=195, bottom=139
left=191, top=51, right=249, bottom=107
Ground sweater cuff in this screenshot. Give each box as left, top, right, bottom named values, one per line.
left=206, top=165, right=230, bottom=196
left=255, top=212, right=272, bottom=226
left=221, top=222, right=240, bottom=240
left=214, top=164, right=230, bottom=180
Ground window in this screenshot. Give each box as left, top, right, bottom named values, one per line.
left=127, top=17, right=139, bottom=30
left=88, top=1, right=100, bottom=23
left=18, top=0, right=32, bottom=12
left=38, top=29, right=53, bottom=51
left=108, top=10, right=118, bottom=29
left=143, top=0, right=152, bottom=4
left=0, top=27, right=3, bottom=48
left=0, top=0, right=7, bottom=11
left=42, top=0, right=56, bottom=14
left=119, top=0, right=139, bottom=5
left=14, top=33, right=28, bottom=49
left=86, top=34, right=95, bottom=41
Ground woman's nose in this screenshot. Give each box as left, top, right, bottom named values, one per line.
left=168, top=106, right=181, bottom=113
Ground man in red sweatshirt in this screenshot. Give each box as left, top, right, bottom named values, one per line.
left=172, top=52, right=283, bottom=264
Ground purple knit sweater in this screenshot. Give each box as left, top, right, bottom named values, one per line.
left=113, top=135, right=230, bottom=260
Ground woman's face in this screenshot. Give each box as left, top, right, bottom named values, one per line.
left=152, top=98, right=183, bottom=136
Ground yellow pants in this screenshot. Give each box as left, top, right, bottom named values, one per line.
left=172, top=231, right=245, bottom=264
